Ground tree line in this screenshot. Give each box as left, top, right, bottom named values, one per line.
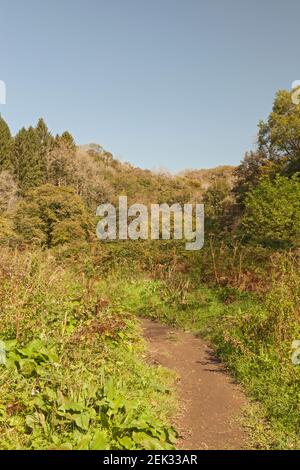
left=0, top=86, right=300, bottom=249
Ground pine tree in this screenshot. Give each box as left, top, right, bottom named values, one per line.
left=12, top=127, right=27, bottom=182
left=60, top=131, right=76, bottom=152
left=0, top=116, right=13, bottom=171
left=13, top=126, right=46, bottom=191
left=35, top=118, right=54, bottom=156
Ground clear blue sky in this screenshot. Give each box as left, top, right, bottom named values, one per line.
left=1, top=0, right=299, bottom=171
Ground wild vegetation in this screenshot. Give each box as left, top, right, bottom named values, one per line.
left=0, top=87, right=300, bottom=449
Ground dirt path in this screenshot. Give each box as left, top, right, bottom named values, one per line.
left=141, top=318, right=248, bottom=450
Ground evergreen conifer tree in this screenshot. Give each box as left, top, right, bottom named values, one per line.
left=14, top=126, right=46, bottom=191
left=0, top=116, right=13, bottom=171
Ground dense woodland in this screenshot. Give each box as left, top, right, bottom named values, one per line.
left=0, top=88, right=300, bottom=449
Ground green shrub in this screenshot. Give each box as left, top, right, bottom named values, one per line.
left=241, top=175, right=300, bottom=248
left=13, top=184, right=92, bottom=247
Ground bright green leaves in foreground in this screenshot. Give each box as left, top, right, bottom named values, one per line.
left=0, top=250, right=177, bottom=450
left=0, top=331, right=176, bottom=451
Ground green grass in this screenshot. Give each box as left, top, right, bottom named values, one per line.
left=1, top=242, right=300, bottom=450
left=97, top=259, right=300, bottom=450
left=0, top=249, right=177, bottom=450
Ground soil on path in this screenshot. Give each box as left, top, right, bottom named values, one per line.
left=141, top=318, right=248, bottom=450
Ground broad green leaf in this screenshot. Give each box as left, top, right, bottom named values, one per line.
left=75, top=412, right=90, bottom=431
left=76, top=434, right=92, bottom=450
left=59, top=400, right=86, bottom=412
left=117, top=436, right=135, bottom=449
left=90, top=430, right=109, bottom=450
left=132, top=432, right=162, bottom=450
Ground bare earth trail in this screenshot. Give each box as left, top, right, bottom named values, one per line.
left=141, top=318, right=248, bottom=450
